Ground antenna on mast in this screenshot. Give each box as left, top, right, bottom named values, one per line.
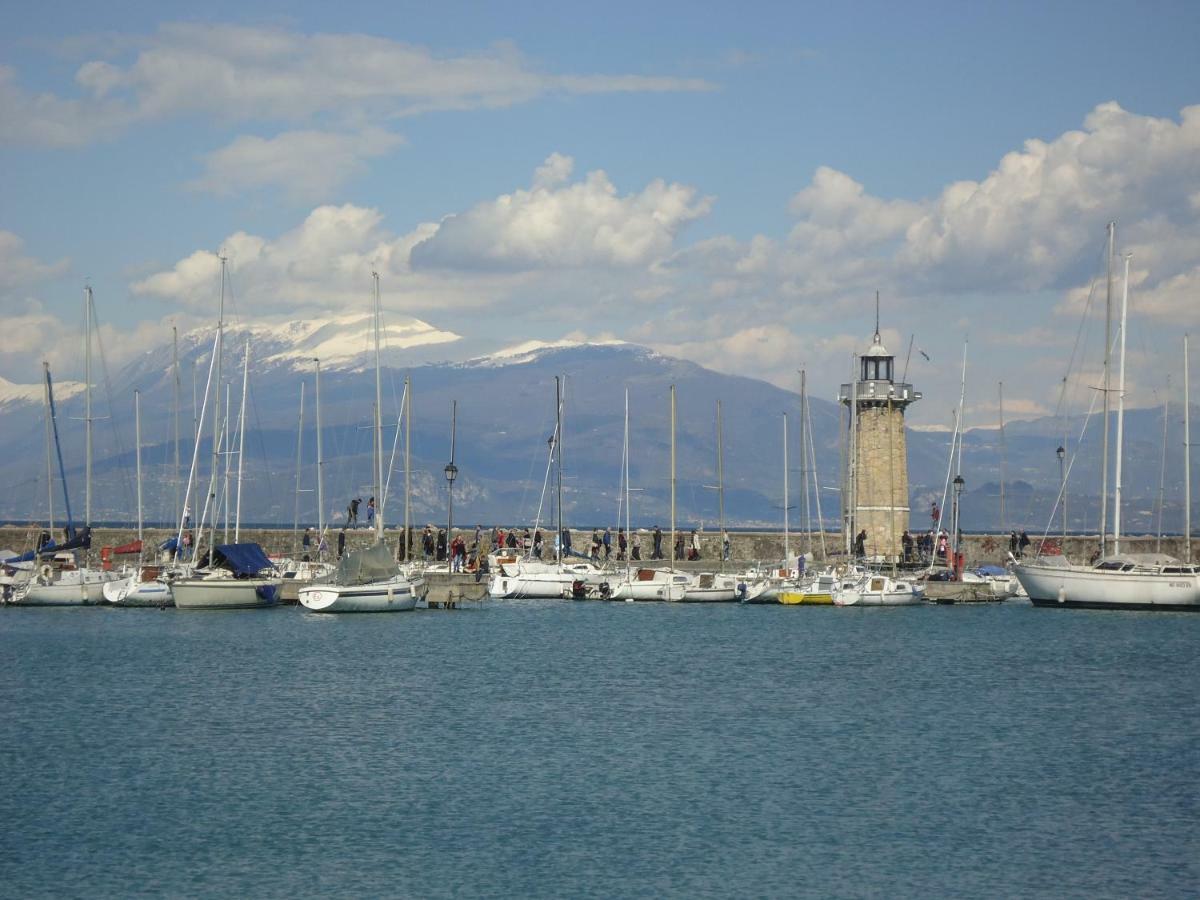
left=874, top=290, right=881, bottom=344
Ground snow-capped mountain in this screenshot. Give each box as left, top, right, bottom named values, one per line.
left=0, top=318, right=1193, bottom=532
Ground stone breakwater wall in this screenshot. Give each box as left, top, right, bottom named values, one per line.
left=3, top=525, right=1195, bottom=567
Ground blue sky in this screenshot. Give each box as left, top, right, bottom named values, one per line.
left=2, top=1, right=1199, bottom=424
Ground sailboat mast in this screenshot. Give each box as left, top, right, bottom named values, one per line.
left=234, top=341, right=249, bottom=541
left=1113, top=254, right=1130, bottom=554
left=209, top=255, right=226, bottom=549
left=223, top=382, right=231, bottom=542
left=84, top=285, right=92, bottom=528
left=135, top=389, right=143, bottom=542
left=1099, top=223, right=1114, bottom=558
left=624, top=388, right=631, bottom=558
left=716, top=399, right=725, bottom=548
left=800, top=369, right=811, bottom=557
left=372, top=271, right=385, bottom=539
left=555, top=375, right=563, bottom=563
left=403, top=373, right=411, bottom=562
left=998, top=381, right=1006, bottom=535
left=43, top=365, right=55, bottom=533
left=173, top=326, right=181, bottom=527
left=45, top=363, right=75, bottom=537
left=807, top=397, right=828, bottom=560
left=783, top=412, right=790, bottom=562
left=670, top=384, right=676, bottom=569
left=1185, top=334, right=1192, bottom=564
left=314, top=358, right=325, bottom=544
left=1156, top=379, right=1169, bottom=553
left=292, top=382, right=305, bottom=555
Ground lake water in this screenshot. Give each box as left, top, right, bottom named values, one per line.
left=1, top=600, right=1196, bottom=898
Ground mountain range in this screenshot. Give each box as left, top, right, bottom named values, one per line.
left=0, top=315, right=1194, bottom=536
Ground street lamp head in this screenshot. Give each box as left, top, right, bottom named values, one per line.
left=1056, top=445, right=1065, bottom=460
left=444, top=462, right=458, bottom=484
left=953, top=474, right=965, bottom=495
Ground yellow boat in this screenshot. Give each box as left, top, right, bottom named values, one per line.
left=779, top=590, right=835, bottom=605
left=778, top=573, right=839, bottom=605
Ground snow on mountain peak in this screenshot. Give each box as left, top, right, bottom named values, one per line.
left=186, top=313, right=461, bottom=370
left=468, top=338, right=632, bottom=367
left=0, top=375, right=85, bottom=407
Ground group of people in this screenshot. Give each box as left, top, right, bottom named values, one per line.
left=344, top=496, right=376, bottom=528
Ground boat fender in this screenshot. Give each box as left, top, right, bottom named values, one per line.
left=39, top=563, right=53, bottom=583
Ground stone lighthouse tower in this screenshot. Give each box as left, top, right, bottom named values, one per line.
left=838, top=300, right=921, bottom=561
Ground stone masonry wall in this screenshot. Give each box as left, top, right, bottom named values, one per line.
left=853, top=404, right=909, bottom=561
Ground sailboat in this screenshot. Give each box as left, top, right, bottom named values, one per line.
left=488, top=376, right=607, bottom=599
left=15, top=288, right=120, bottom=605
left=298, top=271, right=425, bottom=613
left=611, top=389, right=687, bottom=601
left=1014, top=228, right=1200, bottom=610
left=104, top=389, right=173, bottom=606
left=172, top=261, right=280, bottom=610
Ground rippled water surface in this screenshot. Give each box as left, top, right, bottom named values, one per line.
left=1, top=600, right=1197, bottom=898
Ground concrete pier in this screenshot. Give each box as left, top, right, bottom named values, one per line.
left=3, top=525, right=1194, bottom=570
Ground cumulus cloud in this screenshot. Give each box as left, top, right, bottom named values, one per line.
left=411, top=154, right=713, bottom=271
left=189, top=127, right=405, bottom=201
left=0, top=232, right=69, bottom=305
left=1, top=24, right=712, bottom=147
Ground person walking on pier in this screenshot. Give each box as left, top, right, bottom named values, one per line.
left=854, top=529, right=867, bottom=559
left=689, top=528, right=701, bottom=561
left=652, top=526, right=663, bottom=559
left=302, top=527, right=313, bottom=561
left=365, top=497, right=375, bottom=528
left=1018, top=530, right=1031, bottom=557
left=901, top=530, right=913, bottom=563
left=617, top=527, right=627, bottom=560
left=347, top=497, right=361, bottom=527
left=674, top=533, right=686, bottom=560
left=722, top=529, right=731, bottom=562
left=603, top=527, right=612, bottom=559
left=1009, top=531, right=1019, bottom=555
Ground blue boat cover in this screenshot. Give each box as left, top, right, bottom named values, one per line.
left=973, top=564, right=1007, bottom=576
left=212, top=543, right=274, bottom=576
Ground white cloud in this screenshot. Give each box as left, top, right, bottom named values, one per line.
left=0, top=25, right=713, bottom=147
left=410, top=154, right=713, bottom=271
left=0, top=232, right=69, bottom=305
left=189, top=127, right=405, bottom=201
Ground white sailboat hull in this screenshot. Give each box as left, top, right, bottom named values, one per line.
left=488, top=563, right=606, bottom=599
left=1014, top=561, right=1200, bottom=611
left=835, top=574, right=925, bottom=606
left=12, top=569, right=119, bottom=606
left=298, top=574, right=424, bottom=612
left=172, top=577, right=280, bottom=609
left=610, top=569, right=688, bottom=601
left=677, top=573, right=740, bottom=603
left=103, top=573, right=175, bottom=607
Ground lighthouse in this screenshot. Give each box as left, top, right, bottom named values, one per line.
left=838, top=299, right=921, bottom=561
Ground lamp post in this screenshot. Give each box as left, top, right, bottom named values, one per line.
left=445, top=400, right=457, bottom=559
left=1056, top=445, right=1066, bottom=549
left=952, top=474, right=965, bottom=579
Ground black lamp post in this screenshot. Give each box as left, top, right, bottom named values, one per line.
left=445, top=400, right=457, bottom=557
left=952, top=474, right=965, bottom=578
left=1056, top=445, right=1066, bottom=547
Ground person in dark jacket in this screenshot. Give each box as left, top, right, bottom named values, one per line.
left=652, top=526, right=663, bottom=559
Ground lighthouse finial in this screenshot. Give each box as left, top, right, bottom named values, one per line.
left=874, top=291, right=881, bottom=344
